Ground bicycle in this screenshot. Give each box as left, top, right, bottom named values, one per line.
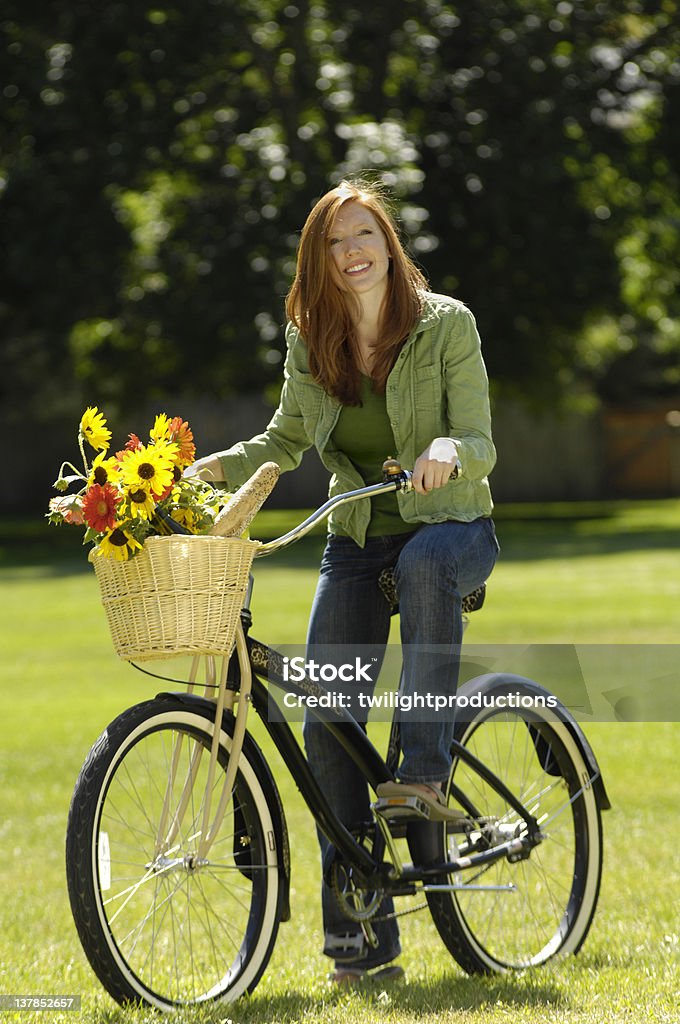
left=66, top=460, right=610, bottom=1011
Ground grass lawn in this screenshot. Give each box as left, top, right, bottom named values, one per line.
left=0, top=499, right=678, bottom=1023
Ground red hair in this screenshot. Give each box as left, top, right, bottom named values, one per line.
left=285, top=180, right=428, bottom=405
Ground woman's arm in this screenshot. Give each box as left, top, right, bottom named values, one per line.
left=412, top=306, right=495, bottom=495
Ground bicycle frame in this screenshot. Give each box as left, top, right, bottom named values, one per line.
left=246, top=636, right=550, bottom=884
left=154, top=623, right=552, bottom=894
left=151, top=463, right=598, bottom=895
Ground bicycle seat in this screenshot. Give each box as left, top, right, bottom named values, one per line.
left=377, top=568, right=486, bottom=615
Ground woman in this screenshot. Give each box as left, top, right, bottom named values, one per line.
left=187, top=179, right=498, bottom=983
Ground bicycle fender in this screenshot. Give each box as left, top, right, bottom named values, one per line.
left=155, top=691, right=293, bottom=921
left=455, top=674, right=611, bottom=811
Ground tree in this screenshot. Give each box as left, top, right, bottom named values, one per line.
left=1, top=0, right=679, bottom=442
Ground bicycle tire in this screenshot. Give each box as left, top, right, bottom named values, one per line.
left=426, top=679, right=603, bottom=973
left=66, top=698, right=283, bottom=1010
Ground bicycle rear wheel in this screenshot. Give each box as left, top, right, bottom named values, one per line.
left=427, top=681, right=603, bottom=973
left=66, top=698, right=282, bottom=1010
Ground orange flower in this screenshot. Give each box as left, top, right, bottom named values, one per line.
left=168, top=417, right=196, bottom=467
left=81, top=483, right=121, bottom=533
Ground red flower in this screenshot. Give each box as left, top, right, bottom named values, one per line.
left=81, top=483, right=121, bottom=533
left=115, top=433, right=143, bottom=460
left=153, top=482, right=174, bottom=503
left=125, top=432, right=143, bottom=451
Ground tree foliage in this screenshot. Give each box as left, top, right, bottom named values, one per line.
left=2, top=0, right=679, bottom=430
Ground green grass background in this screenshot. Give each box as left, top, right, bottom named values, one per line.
left=1, top=500, right=679, bottom=1023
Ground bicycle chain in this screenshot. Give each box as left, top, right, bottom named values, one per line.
left=372, top=900, right=429, bottom=923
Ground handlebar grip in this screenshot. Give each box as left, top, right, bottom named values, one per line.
left=207, top=462, right=280, bottom=538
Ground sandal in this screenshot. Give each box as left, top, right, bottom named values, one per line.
left=375, top=781, right=467, bottom=823
left=331, top=963, right=405, bottom=986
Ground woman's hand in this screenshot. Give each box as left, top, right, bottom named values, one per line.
left=412, top=438, right=460, bottom=495
left=183, top=454, right=224, bottom=483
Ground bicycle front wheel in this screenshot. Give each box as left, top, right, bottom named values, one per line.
left=66, top=698, right=282, bottom=1011
left=427, top=680, right=603, bottom=973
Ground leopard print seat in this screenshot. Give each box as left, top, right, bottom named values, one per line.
left=377, top=568, right=486, bottom=616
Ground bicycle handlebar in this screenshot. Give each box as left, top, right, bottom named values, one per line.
left=254, top=459, right=413, bottom=558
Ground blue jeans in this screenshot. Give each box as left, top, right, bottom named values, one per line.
left=302, top=517, right=499, bottom=968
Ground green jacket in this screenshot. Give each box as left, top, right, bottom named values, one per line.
left=216, top=292, right=495, bottom=546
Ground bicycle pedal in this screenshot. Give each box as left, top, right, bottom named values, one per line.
left=373, top=795, right=433, bottom=821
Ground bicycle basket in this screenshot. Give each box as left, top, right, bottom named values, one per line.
left=90, top=534, right=260, bottom=661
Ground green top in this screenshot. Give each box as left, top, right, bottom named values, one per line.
left=331, top=374, right=419, bottom=537
left=215, top=292, right=496, bottom=547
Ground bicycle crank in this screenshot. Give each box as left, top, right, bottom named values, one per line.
left=330, top=860, right=383, bottom=923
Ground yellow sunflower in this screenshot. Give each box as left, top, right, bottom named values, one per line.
left=150, top=412, right=172, bottom=444
left=80, top=407, right=112, bottom=452
left=88, top=452, right=121, bottom=488
left=95, top=527, right=143, bottom=561
left=168, top=506, right=197, bottom=531
left=152, top=438, right=179, bottom=462
left=119, top=443, right=175, bottom=495
left=125, top=486, right=156, bottom=520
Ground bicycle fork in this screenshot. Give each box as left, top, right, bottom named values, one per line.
left=152, top=622, right=253, bottom=863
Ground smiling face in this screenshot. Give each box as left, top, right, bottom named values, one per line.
left=327, top=200, right=391, bottom=304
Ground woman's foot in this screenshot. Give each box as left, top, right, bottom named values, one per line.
left=331, top=963, right=405, bottom=986
left=405, top=782, right=444, bottom=801
left=375, top=781, right=467, bottom=822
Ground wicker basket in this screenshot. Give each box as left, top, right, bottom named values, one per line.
left=90, top=534, right=259, bottom=661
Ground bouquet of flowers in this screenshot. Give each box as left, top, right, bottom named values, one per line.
left=48, top=407, right=229, bottom=560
